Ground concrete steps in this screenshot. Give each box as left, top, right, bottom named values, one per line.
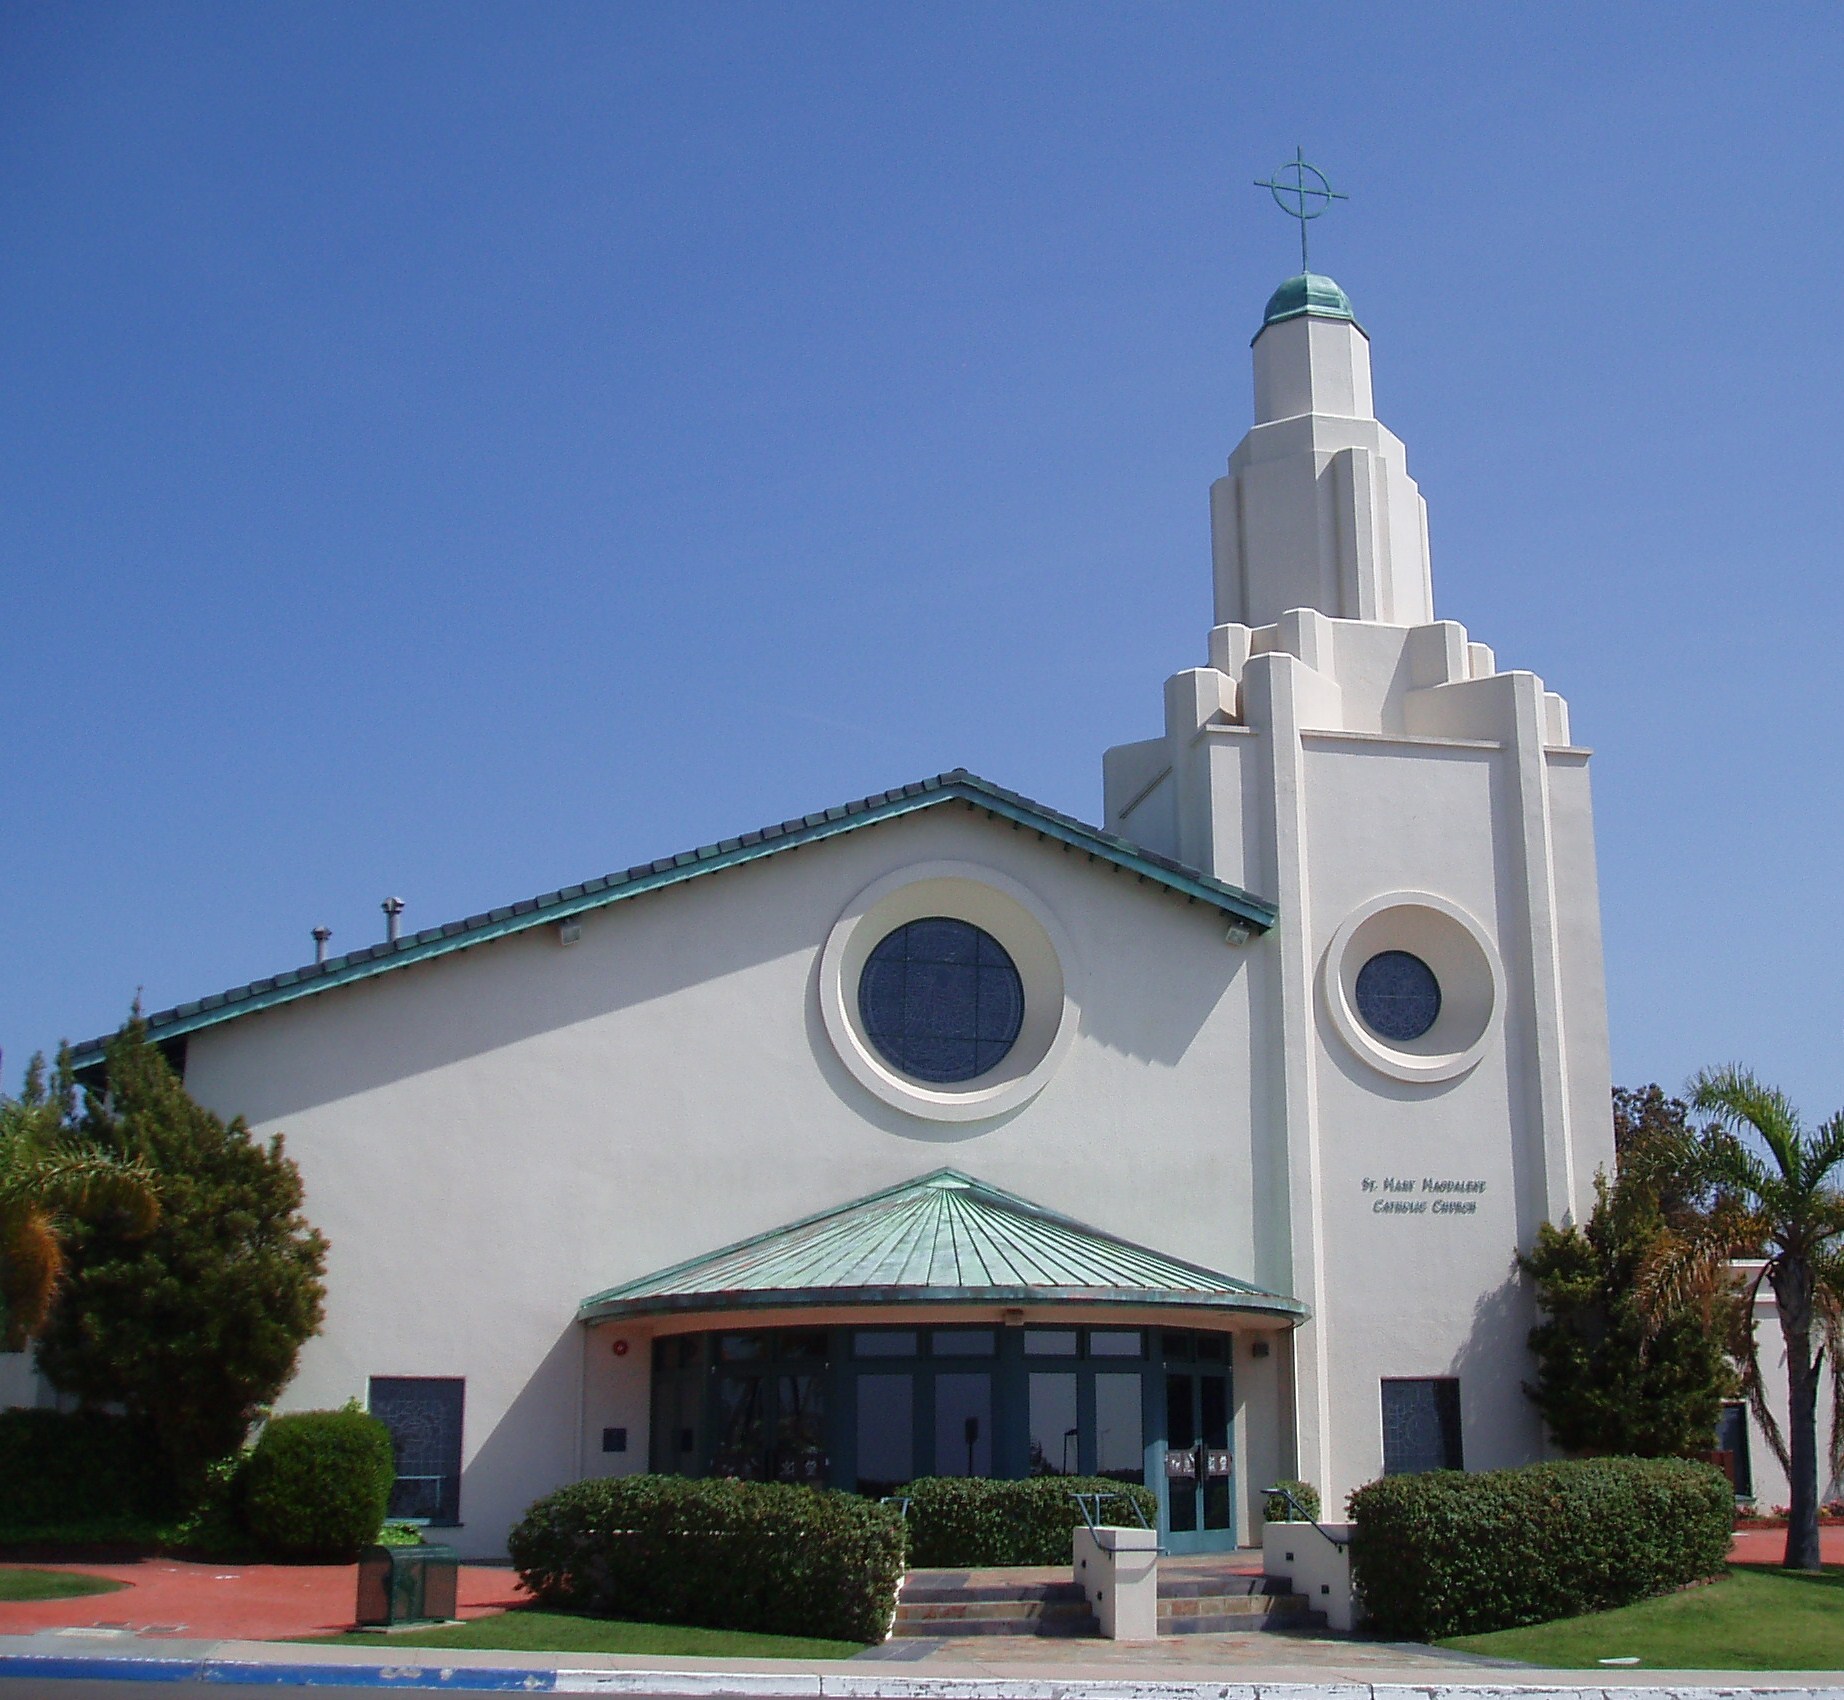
left=891, top=1565, right=1325, bottom=1639
left=1159, top=1575, right=1320, bottom=1634
left=892, top=1578, right=1097, bottom=1638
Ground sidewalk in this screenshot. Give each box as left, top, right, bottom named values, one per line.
left=5, top=1630, right=1844, bottom=1695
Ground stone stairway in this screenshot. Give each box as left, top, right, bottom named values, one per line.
left=890, top=1560, right=1323, bottom=1639
left=893, top=1573, right=1098, bottom=1638
left=1157, top=1568, right=1321, bottom=1635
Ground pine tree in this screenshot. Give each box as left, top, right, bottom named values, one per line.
left=34, top=1019, right=328, bottom=1484
left=1519, top=1087, right=1736, bottom=1459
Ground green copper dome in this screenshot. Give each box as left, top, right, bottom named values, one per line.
left=1258, top=272, right=1359, bottom=335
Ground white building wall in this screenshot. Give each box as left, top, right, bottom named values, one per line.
left=1110, top=610, right=1613, bottom=1510
left=180, top=805, right=1268, bottom=1556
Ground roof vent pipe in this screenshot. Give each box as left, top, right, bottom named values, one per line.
left=312, top=925, right=332, bottom=965
left=382, top=897, right=405, bottom=944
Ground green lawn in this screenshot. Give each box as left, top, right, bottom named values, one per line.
left=297, top=1607, right=864, bottom=1660
left=0, top=1568, right=130, bottom=1603
left=1441, top=1565, right=1844, bottom=1670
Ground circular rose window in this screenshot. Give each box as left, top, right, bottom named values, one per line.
left=818, top=862, right=1080, bottom=1123
left=858, top=917, right=1024, bottom=1084
left=1322, top=893, right=1503, bottom=1084
left=1353, top=950, right=1442, bottom=1042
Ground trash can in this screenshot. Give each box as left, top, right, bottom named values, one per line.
left=355, top=1543, right=460, bottom=1628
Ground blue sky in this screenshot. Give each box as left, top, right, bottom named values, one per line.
left=3, top=4, right=1841, bottom=1120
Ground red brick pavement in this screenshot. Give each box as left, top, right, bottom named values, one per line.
left=1727, top=1524, right=1844, bottom=1565
left=0, top=1557, right=526, bottom=1641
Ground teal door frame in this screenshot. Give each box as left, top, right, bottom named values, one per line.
left=1156, top=1335, right=1237, bottom=1554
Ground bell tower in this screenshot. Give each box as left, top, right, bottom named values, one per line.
left=1100, top=154, right=1614, bottom=1523
left=1212, top=274, right=1434, bottom=629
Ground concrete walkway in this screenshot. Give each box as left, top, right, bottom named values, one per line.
left=5, top=1630, right=1844, bottom=1694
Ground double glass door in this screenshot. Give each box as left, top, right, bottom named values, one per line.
left=1163, top=1345, right=1232, bottom=1552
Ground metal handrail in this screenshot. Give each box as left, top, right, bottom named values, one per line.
left=879, top=1495, right=912, bottom=1520
left=1069, top=1489, right=1152, bottom=1534
left=1262, top=1483, right=1345, bottom=1553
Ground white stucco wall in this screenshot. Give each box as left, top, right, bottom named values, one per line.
left=180, top=804, right=1272, bottom=1555
left=1108, top=609, right=1613, bottom=1512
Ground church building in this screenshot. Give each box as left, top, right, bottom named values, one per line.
left=47, top=268, right=1619, bottom=1559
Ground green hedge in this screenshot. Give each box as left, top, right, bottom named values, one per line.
left=1263, top=1478, right=1321, bottom=1523
left=508, top=1476, right=904, bottom=1644
left=1348, top=1457, right=1733, bottom=1640
left=242, top=1407, right=396, bottom=1561
left=0, top=1409, right=174, bottom=1531
left=902, top=1475, right=1158, bottom=1567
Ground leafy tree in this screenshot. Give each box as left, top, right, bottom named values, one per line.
left=0, top=1052, right=157, bottom=1350
left=1638, top=1067, right=1844, bottom=1571
left=34, top=1020, right=329, bottom=1485
left=1519, top=1086, right=1736, bottom=1458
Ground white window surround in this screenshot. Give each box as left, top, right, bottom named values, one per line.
left=818, top=861, right=1081, bottom=1122
left=1320, top=891, right=1504, bottom=1084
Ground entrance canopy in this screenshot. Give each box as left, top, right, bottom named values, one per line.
left=576, top=1169, right=1305, bottom=1324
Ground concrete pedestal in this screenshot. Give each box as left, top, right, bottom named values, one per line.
left=1073, top=1524, right=1159, bottom=1640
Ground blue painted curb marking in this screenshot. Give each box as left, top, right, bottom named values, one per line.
left=0, top=1653, right=557, bottom=1690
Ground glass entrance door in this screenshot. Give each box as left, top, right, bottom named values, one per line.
left=1160, top=1333, right=1234, bottom=1553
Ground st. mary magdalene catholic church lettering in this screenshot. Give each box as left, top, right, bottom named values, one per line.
left=25, top=257, right=1614, bottom=1557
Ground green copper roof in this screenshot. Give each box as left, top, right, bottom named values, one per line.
left=577, top=1168, right=1305, bottom=1323
left=1256, top=272, right=1361, bottom=339
left=66, top=770, right=1276, bottom=1075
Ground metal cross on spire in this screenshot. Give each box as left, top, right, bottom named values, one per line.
left=1253, top=148, right=1347, bottom=274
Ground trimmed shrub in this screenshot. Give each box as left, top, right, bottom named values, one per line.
left=1349, top=1457, right=1733, bottom=1640
left=0, top=1409, right=174, bottom=1530
left=902, top=1476, right=1159, bottom=1567
left=241, top=1406, right=396, bottom=1561
left=509, top=1475, right=904, bottom=1644
left=1263, top=1479, right=1321, bottom=1523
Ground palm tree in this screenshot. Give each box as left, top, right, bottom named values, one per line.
left=1640, top=1066, right=1844, bottom=1570
left=0, top=1054, right=158, bottom=1351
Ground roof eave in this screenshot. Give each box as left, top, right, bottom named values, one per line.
left=65, top=771, right=1277, bottom=1070
left=575, top=1284, right=1309, bottom=1325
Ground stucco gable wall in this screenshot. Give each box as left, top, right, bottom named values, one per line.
left=181, top=802, right=1259, bottom=1554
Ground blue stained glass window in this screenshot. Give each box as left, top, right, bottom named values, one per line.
left=369, top=1376, right=464, bottom=1524
left=1354, top=950, right=1442, bottom=1042
left=858, top=917, right=1024, bottom=1083
left=1381, top=1377, right=1463, bottom=1474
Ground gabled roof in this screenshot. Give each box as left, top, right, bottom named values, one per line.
left=67, top=769, right=1274, bottom=1073
left=577, top=1168, right=1305, bottom=1323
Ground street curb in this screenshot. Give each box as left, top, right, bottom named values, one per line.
left=7, top=1654, right=1844, bottom=1698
